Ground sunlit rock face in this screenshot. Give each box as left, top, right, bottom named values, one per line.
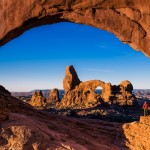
left=46, top=88, right=60, bottom=108
left=59, top=66, right=137, bottom=108
left=123, top=116, right=150, bottom=150
left=0, top=0, right=150, bottom=57
left=63, top=65, right=81, bottom=93
left=29, top=91, right=46, bottom=109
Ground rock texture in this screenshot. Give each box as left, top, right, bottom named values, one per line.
left=63, top=65, right=81, bottom=93
left=0, top=87, right=33, bottom=122
left=61, top=80, right=105, bottom=108
left=123, top=116, right=150, bottom=150
left=0, top=0, right=150, bottom=57
left=120, top=80, right=133, bottom=92
left=0, top=86, right=129, bottom=150
left=46, top=88, right=60, bottom=108
left=29, top=91, right=46, bottom=109
left=59, top=66, right=137, bottom=108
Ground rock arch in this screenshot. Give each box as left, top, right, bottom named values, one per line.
left=0, top=0, right=150, bottom=57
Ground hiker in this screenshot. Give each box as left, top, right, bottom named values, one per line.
left=143, top=101, right=149, bottom=116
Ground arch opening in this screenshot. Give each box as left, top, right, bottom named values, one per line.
left=95, top=86, right=102, bottom=95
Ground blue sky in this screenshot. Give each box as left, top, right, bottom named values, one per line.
left=0, top=22, right=150, bottom=91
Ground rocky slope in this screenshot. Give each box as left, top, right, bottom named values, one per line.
left=0, top=0, right=150, bottom=57
left=0, top=85, right=128, bottom=150
left=1, top=85, right=150, bottom=149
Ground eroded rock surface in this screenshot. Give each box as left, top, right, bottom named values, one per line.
left=59, top=66, right=137, bottom=108
left=0, top=0, right=150, bottom=56
left=46, top=88, right=60, bottom=108
left=61, top=80, right=105, bottom=108
left=63, top=65, right=81, bottom=93
left=123, top=116, right=150, bottom=150
left=29, top=91, right=46, bottom=109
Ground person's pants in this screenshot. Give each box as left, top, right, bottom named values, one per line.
left=144, top=109, right=148, bottom=116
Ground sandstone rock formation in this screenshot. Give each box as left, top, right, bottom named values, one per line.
left=29, top=91, right=46, bottom=109
left=61, top=80, right=105, bottom=108
left=103, top=80, right=137, bottom=106
left=46, top=88, right=60, bottom=108
left=63, top=65, right=81, bottom=93
left=59, top=66, right=137, bottom=108
left=123, top=116, right=150, bottom=150
left=0, top=0, right=150, bottom=57
left=0, top=85, right=129, bottom=150
left=120, top=80, right=133, bottom=92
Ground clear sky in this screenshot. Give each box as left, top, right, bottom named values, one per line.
left=0, top=22, right=150, bottom=92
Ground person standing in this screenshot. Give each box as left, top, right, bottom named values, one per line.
left=143, top=101, right=149, bottom=116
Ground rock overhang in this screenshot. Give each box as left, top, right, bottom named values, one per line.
left=0, top=0, right=150, bottom=57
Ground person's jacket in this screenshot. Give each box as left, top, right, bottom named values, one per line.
left=143, top=102, right=149, bottom=109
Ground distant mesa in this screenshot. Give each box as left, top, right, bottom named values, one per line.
left=27, top=65, right=138, bottom=109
